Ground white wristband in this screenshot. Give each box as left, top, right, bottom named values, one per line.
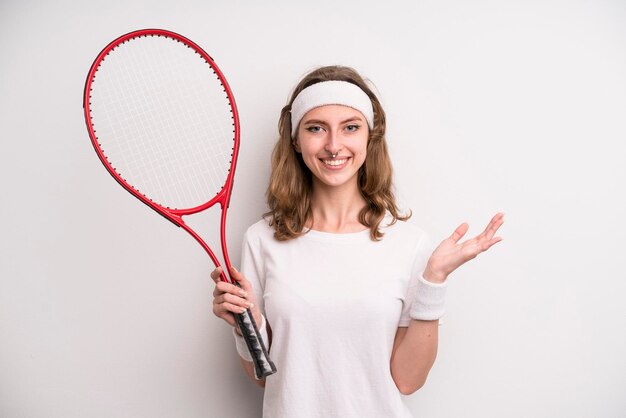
left=233, top=314, right=268, bottom=362
left=410, top=275, right=448, bottom=321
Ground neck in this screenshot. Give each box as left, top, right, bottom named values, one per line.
left=309, top=178, right=367, bottom=233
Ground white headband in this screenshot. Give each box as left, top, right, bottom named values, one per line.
left=290, top=80, right=374, bottom=138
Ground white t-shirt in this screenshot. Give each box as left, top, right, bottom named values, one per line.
left=241, top=217, right=433, bottom=418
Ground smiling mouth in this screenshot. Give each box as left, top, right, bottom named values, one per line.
left=322, top=158, right=348, bottom=167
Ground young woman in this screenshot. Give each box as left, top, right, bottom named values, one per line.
left=211, top=66, right=504, bottom=417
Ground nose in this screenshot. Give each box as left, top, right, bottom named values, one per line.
left=324, top=130, right=342, bottom=156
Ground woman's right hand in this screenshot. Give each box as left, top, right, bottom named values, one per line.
left=211, top=266, right=262, bottom=331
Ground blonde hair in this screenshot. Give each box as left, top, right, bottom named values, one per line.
left=265, top=65, right=410, bottom=241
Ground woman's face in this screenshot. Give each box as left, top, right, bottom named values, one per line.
left=294, top=104, right=369, bottom=191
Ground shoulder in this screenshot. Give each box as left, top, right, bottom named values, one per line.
left=380, top=216, right=430, bottom=245
left=380, top=218, right=434, bottom=261
left=243, top=217, right=276, bottom=246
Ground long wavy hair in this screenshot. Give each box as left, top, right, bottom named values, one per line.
left=265, top=65, right=410, bottom=241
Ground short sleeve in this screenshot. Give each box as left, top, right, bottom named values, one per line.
left=240, top=227, right=266, bottom=317
left=398, top=233, right=436, bottom=327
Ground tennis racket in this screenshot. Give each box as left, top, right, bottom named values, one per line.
left=83, top=28, right=276, bottom=379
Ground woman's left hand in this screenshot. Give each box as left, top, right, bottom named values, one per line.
left=424, top=212, right=505, bottom=283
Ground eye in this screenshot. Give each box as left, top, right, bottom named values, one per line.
left=345, top=124, right=361, bottom=132
left=305, top=125, right=322, bottom=133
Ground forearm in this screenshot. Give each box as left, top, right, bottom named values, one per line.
left=391, top=319, right=439, bottom=394
left=392, top=268, right=447, bottom=394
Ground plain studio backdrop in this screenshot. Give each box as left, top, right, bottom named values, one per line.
left=1, top=0, right=624, bottom=417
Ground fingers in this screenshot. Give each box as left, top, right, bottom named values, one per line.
left=449, top=222, right=469, bottom=243
left=217, top=291, right=254, bottom=313
left=478, top=212, right=505, bottom=243
left=472, top=213, right=504, bottom=253
left=212, top=286, right=253, bottom=327
left=486, top=212, right=505, bottom=236
left=210, top=266, right=223, bottom=283
left=482, top=236, right=503, bottom=251
left=492, top=212, right=505, bottom=222
left=230, top=266, right=253, bottom=293
left=211, top=265, right=257, bottom=329
left=214, top=279, right=249, bottom=299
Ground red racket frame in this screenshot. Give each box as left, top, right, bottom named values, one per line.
left=83, top=28, right=277, bottom=379
left=83, top=28, right=239, bottom=283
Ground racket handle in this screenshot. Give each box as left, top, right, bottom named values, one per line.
left=234, top=307, right=277, bottom=379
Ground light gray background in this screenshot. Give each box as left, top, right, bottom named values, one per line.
left=1, top=1, right=624, bottom=417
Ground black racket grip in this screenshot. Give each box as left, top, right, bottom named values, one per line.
left=234, top=306, right=277, bottom=379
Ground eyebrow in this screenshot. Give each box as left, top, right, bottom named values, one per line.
left=302, top=116, right=364, bottom=125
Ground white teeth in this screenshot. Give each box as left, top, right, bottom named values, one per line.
left=323, top=159, right=347, bottom=166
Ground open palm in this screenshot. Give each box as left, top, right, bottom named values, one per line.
left=424, top=213, right=505, bottom=283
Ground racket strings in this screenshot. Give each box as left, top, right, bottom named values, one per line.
left=89, top=35, right=235, bottom=209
